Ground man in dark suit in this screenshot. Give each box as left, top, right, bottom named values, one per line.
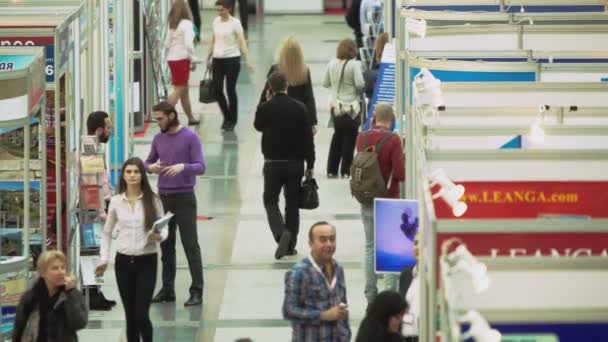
left=254, top=71, right=315, bottom=260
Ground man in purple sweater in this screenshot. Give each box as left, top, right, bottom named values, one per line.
left=144, top=101, right=206, bottom=306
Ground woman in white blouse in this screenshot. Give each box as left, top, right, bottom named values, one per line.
left=95, top=157, right=167, bottom=342
left=207, top=0, right=254, bottom=132
left=323, top=38, right=365, bottom=178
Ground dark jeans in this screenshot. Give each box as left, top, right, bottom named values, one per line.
left=115, top=253, right=157, bottom=342
left=230, top=0, right=248, bottom=34
left=327, top=114, right=360, bottom=176
left=159, top=192, right=204, bottom=295
left=263, top=160, right=304, bottom=251
left=212, top=56, right=241, bottom=126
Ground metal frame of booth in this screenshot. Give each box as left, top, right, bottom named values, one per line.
left=0, top=46, right=46, bottom=339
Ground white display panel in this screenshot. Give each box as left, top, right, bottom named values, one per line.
left=541, top=72, right=608, bottom=82
left=524, top=34, right=608, bottom=51
left=454, top=270, right=608, bottom=312
left=428, top=160, right=608, bottom=181
left=441, top=92, right=608, bottom=107
left=410, top=34, right=518, bottom=51
left=429, top=136, right=608, bottom=150
left=264, top=0, right=323, bottom=14
left=0, top=94, right=28, bottom=121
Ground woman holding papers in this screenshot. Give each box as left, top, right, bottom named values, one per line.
left=95, top=157, right=167, bottom=342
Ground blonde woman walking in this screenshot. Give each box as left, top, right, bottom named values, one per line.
left=259, top=36, right=317, bottom=133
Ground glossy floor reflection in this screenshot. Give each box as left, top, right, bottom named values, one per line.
left=79, top=10, right=380, bottom=342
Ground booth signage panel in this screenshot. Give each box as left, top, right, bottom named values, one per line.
left=366, top=43, right=395, bottom=130
left=437, top=232, right=608, bottom=258
left=434, top=181, right=608, bottom=219
left=0, top=55, right=34, bottom=71
left=0, top=275, right=28, bottom=334
left=0, top=36, right=55, bottom=82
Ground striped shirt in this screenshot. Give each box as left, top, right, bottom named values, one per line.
left=283, top=256, right=351, bottom=342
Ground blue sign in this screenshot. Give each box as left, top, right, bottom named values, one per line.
left=366, top=61, right=396, bottom=130
left=1, top=306, right=17, bottom=334
left=486, top=322, right=608, bottom=342
left=501, top=135, right=522, bottom=149
left=409, top=68, right=536, bottom=83
left=42, top=45, right=55, bottom=83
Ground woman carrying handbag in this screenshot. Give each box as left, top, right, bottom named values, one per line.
left=323, top=38, right=365, bottom=178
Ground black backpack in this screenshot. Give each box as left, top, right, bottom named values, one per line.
left=350, top=132, right=394, bottom=204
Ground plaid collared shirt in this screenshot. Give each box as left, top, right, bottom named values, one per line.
left=283, top=256, right=351, bottom=342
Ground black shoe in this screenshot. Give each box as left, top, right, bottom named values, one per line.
left=99, top=291, right=117, bottom=307
left=184, top=293, right=202, bottom=306
left=287, top=248, right=298, bottom=256
left=225, top=124, right=235, bottom=132
left=327, top=173, right=338, bottom=179
left=275, top=231, right=292, bottom=260
left=89, top=297, right=112, bottom=311
left=151, top=290, right=176, bottom=303
left=188, top=120, right=200, bottom=126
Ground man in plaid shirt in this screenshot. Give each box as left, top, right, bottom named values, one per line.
left=283, top=221, right=351, bottom=342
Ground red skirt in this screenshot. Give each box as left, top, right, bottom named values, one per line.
left=168, top=59, right=191, bottom=86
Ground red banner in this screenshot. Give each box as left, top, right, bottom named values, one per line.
left=434, top=181, right=608, bottom=219
left=0, top=36, right=54, bottom=46
left=437, top=232, right=608, bottom=258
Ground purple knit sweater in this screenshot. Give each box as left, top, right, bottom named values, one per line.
left=144, top=127, right=206, bottom=194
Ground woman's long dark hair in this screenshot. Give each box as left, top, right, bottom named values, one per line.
left=355, top=291, right=408, bottom=342
left=118, top=157, right=159, bottom=231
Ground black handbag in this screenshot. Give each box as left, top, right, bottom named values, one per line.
left=300, top=175, right=319, bottom=210
left=199, top=66, right=216, bottom=104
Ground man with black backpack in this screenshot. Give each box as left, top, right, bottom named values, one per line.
left=350, top=103, right=405, bottom=305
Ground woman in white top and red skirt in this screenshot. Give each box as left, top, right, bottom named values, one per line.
left=166, top=0, right=199, bottom=125
left=95, top=157, right=167, bottom=342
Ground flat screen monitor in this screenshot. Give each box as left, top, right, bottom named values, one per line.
left=374, top=198, right=419, bottom=273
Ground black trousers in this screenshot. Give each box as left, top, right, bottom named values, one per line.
left=188, top=0, right=201, bottom=41
left=212, top=56, right=241, bottom=126
left=159, top=192, right=204, bottom=295
left=230, top=0, right=249, bottom=34
left=327, top=114, right=360, bottom=176
left=263, top=160, right=304, bottom=251
left=115, top=253, right=157, bottom=342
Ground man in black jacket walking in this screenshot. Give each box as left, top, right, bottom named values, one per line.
left=254, top=71, right=315, bottom=260
left=346, top=0, right=363, bottom=50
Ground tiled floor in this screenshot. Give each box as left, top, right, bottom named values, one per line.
left=79, top=11, right=386, bottom=342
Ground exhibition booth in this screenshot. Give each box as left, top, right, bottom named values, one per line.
left=0, top=46, right=46, bottom=339
left=381, top=3, right=608, bottom=341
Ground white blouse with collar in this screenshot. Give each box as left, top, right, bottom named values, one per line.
left=99, top=193, right=168, bottom=265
